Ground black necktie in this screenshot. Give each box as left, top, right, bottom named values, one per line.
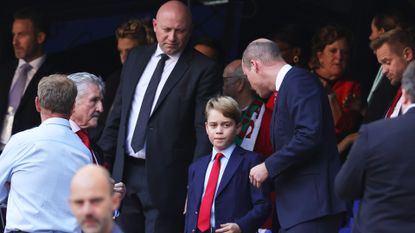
left=131, top=53, right=169, bottom=152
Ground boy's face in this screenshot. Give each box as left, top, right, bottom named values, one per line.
left=205, top=109, right=241, bottom=151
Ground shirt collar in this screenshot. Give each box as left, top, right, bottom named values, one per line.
left=211, top=144, right=236, bottom=161
left=18, top=55, right=46, bottom=71
left=69, top=119, right=81, bottom=132
left=155, top=44, right=181, bottom=61
left=275, top=64, right=292, bottom=92
left=41, top=117, right=71, bottom=128
left=403, top=103, right=415, bottom=114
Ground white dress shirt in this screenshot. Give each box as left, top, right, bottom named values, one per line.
left=0, top=117, right=90, bottom=233
left=126, top=45, right=181, bottom=158
left=275, top=64, right=292, bottom=91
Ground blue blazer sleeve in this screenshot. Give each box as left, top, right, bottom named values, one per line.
left=335, top=125, right=367, bottom=200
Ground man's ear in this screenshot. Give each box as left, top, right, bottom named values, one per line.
left=401, top=88, right=412, bottom=113
left=236, top=79, right=245, bottom=92
left=403, top=47, right=413, bottom=62
left=293, top=47, right=302, bottom=57
left=36, top=32, right=46, bottom=45
left=251, top=59, right=260, bottom=73
left=35, top=97, right=41, bottom=113
left=112, top=193, right=121, bottom=211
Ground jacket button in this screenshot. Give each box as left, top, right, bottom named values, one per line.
left=192, top=229, right=195, bottom=233
left=195, top=211, right=198, bottom=214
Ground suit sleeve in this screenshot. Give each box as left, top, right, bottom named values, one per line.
left=265, top=73, right=329, bottom=179
left=193, top=61, right=222, bottom=160
left=335, top=125, right=368, bottom=200
left=98, top=67, right=124, bottom=155
left=236, top=155, right=272, bottom=233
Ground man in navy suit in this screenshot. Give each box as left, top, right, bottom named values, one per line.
left=0, top=7, right=60, bottom=150
left=98, top=1, right=221, bottom=232
left=185, top=96, right=271, bottom=233
left=335, top=61, right=415, bottom=233
left=241, top=38, right=346, bottom=233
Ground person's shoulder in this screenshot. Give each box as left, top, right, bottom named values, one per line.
left=0, top=58, right=18, bottom=72
left=190, top=153, right=211, bottom=167
left=286, top=67, right=318, bottom=83
left=234, top=146, right=262, bottom=162
left=129, top=43, right=157, bottom=57
left=182, top=46, right=217, bottom=66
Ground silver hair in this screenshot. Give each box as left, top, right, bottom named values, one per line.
left=67, top=72, right=105, bottom=101
left=402, top=61, right=415, bottom=102
left=242, top=39, right=282, bottom=68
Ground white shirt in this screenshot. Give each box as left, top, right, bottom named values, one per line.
left=389, top=95, right=403, bottom=118
left=201, top=144, right=236, bottom=228
left=0, top=118, right=90, bottom=233
left=126, top=45, right=181, bottom=158
left=275, top=64, right=292, bottom=91
left=0, top=55, right=46, bottom=148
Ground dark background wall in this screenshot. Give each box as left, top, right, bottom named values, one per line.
left=1, top=0, right=415, bottom=95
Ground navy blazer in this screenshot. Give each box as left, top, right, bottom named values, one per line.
left=185, top=146, right=271, bottom=233
left=265, top=67, right=346, bottom=228
left=99, top=44, right=222, bottom=215
left=336, top=108, right=415, bottom=233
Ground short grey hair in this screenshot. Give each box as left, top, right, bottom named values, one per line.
left=67, top=72, right=105, bottom=101
left=402, top=61, right=415, bottom=102
left=37, top=74, right=77, bottom=115
left=242, top=39, right=282, bottom=69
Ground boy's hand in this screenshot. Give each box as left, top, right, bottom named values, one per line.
left=215, top=223, right=241, bottom=233
left=249, top=162, right=268, bottom=188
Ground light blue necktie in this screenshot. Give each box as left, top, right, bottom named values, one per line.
left=8, top=63, right=33, bottom=112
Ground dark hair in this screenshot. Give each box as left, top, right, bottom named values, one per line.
left=192, top=36, right=223, bottom=62
left=14, top=7, right=49, bottom=35
left=272, top=24, right=308, bottom=50
left=373, top=9, right=405, bottom=32
left=370, top=28, right=415, bottom=55
left=309, top=25, right=351, bottom=69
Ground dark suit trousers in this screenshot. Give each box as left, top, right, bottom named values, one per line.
left=117, top=156, right=182, bottom=233
left=279, top=213, right=344, bottom=233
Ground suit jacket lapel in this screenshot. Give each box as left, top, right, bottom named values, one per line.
left=124, top=45, right=156, bottom=110
left=152, top=47, right=192, bottom=114
left=216, top=147, right=243, bottom=196
left=19, top=58, right=51, bottom=106
left=194, top=156, right=211, bottom=204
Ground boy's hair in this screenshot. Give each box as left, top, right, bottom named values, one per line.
left=205, top=96, right=241, bottom=124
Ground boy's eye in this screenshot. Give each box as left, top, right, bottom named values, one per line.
left=209, top=123, right=217, bottom=128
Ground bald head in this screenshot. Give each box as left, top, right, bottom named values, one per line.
left=70, top=165, right=119, bottom=233
left=156, top=1, right=192, bottom=24
left=153, top=1, right=192, bottom=55
left=223, top=59, right=242, bottom=77
left=71, top=165, right=112, bottom=194
left=242, top=38, right=283, bottom=69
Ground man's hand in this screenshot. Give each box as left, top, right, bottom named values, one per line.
left=249, top=162, right=269, bottom=188
left=215, top=223, right=241, bottom=233
left=113, top=181, right=126, bottom=200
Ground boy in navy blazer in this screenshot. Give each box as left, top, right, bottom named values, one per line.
left=185, top=96, right=271, bottom=233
